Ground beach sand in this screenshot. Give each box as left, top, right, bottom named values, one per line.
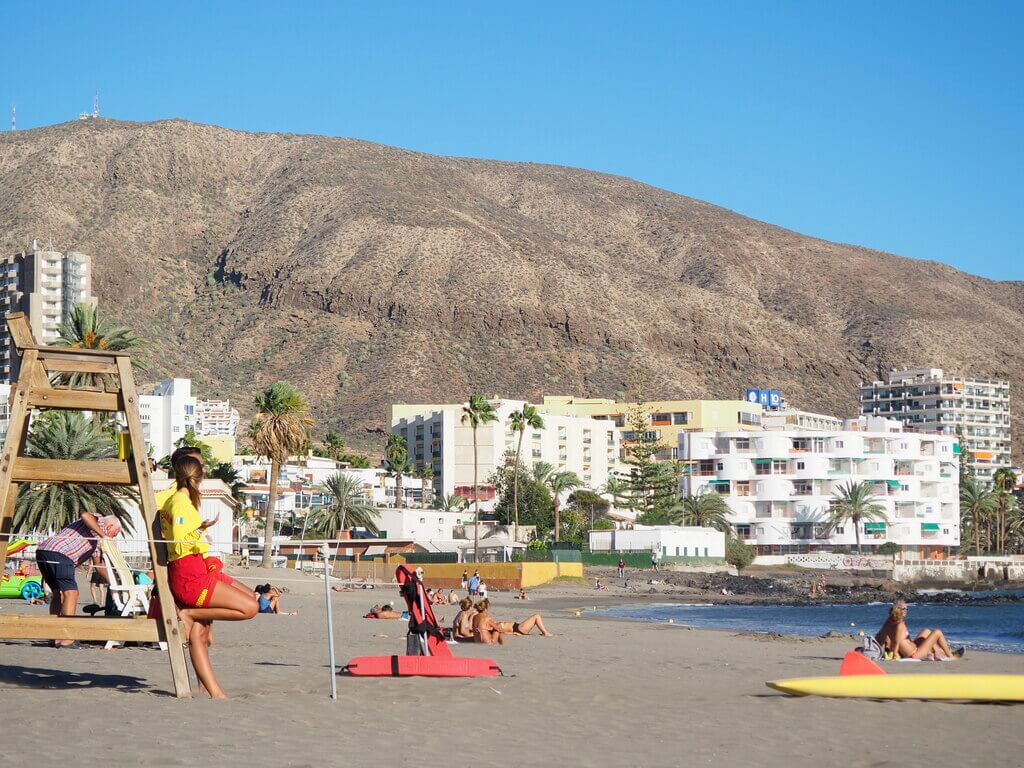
left=2, top=568, right=1022, bottom=768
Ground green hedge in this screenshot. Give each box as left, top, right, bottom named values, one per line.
left=581, top=552, right=654, bottom=568
left=402, top=552, right=459, bottom=564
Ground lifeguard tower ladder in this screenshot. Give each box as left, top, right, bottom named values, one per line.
left=0, top=313, right=191, bottom=697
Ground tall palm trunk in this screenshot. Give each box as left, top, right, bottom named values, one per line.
left=421, top=478, right=428, bottom=510
left=395, top=473, right=403, bottom=509
left=472, top=427, right=479, bottom=563
left=262, top=457, right=281, bottom=567
left=513, top=428, right=525, bottom=542
left=854, top=515, right=862, bottom=554
left=974, top=508, right=981, bottom=555
left=553, top=497, right=561, bottom=543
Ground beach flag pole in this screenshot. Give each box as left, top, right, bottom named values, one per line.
left=321, top=543, right=338, bottom=700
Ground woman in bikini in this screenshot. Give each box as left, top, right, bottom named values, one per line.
left=875, top=600, right=963, bottom=660
left=161, top=456, right=258, bottom=698
left=471, top=599, right=505, bottom=645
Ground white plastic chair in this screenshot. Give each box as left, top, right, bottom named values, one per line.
left=99, top=540, right=166, bottom=650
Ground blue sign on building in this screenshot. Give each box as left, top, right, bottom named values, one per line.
left=745, top=388, right=783, bottom=409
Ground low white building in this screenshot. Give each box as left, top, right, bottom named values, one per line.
left=680, top=416, right=960, bottom=556
left=589, top=525, right=726, bottom=559
left=391, top=398, right=619, bottom=511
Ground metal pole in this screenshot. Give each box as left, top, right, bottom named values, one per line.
left=321, top=543, right=338, bottom=701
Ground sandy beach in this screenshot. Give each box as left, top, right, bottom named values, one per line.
left=2, top=568, right=1023, bottom=768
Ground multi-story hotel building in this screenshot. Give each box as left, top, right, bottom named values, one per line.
left=859, top=369, right=1010, bottom=486
left=539, top=396, right=763, bottom=461
left=681, top=416, right=960, bottom=556
left=195, top=399, right=240, bottom=437
left=391, top=399, right=619, bottom=509
left=0, top=243, right=96, bottom=382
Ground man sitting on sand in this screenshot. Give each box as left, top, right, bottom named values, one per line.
left=453, top=597, right=477, bottom=640
left=471, top=599, right=505, bottom=645
left=875, top=599, right=964, bottom=660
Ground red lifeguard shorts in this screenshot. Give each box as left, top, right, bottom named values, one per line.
left=167, top=553, right=236, bottom=608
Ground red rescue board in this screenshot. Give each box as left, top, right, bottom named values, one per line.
left=345, top=655, right=501, bottom=677
left=839, top=651, right=886, bottom=676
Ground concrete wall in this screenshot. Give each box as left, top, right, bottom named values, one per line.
left=893, top=559, right=1024, bottom=583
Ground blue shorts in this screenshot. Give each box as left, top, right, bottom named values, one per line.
left=258, top=596, right=273, bottom=613
left=37, top=551, right=78, bottom=593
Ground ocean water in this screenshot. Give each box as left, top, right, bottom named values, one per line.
left=600, top=601, right=1024, bottom=654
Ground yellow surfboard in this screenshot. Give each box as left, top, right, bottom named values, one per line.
left=767, top=674, right=1024, bottom=702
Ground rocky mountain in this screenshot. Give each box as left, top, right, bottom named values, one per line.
left=0, top=118, right=1021, bottom=456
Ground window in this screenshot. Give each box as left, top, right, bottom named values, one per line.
left=739, top=411, right=761, bottom=426
left=900, top=484, right=909, bottom=492
left=835, top=440, right=845, bottom=448
left=735, top=438, right=750, bottom=451
left=672, top=412, right=690, bottom=425
left=755, top=462, right=771, bottom=476
left=796, top=461, right=805, bottom=470
left=772, top=460, right=787, bottom=474
left=716, top=462, right=724, bottom=471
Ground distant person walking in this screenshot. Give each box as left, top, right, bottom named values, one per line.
left=461, top=569, right=469, bottom=591
left=469, top=570, right=481, bottom=596
left=617, top=558, right=626, bottom=578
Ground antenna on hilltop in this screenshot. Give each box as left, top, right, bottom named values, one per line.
left=93, top=92, right=99, bottom=118
left=10, top=103, right=15, bottom=131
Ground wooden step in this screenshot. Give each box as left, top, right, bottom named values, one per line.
left=27, top=388, right=123, bottom=411
left=12, top=457, right=133, bottom=484
left=0, top=614, right=160, bottom=642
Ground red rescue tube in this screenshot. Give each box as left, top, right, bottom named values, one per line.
left=345, top=655, right=501, bottom=677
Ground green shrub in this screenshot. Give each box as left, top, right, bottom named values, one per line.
left=877, top=542, right=900, bottom=555
left=725, top=537, right=755, bottom=572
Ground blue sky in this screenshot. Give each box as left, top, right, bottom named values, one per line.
left=2, top=2, right=1020, bottom=279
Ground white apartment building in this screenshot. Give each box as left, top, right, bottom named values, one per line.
left=680, top=416, right=960, bottom=557
left=860, top=368, right=1011, bottom=486
left=138, top=379, right=197, bottom=460
left=0, top=243, right=96, bottom=382
left=391, top=399, right=619, bottom=511
left=195, top=399, right=240, bottom=437
left=590, top=525, right=726, bottom=559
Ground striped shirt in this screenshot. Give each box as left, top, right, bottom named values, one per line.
left=37, top=519, right=100, bottom=566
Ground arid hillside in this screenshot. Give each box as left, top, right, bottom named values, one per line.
left=1, top=119, right=1020, bottom=454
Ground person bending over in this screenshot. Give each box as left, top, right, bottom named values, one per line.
left=36, top=513, right=122, bottom=644
left=471, top=599, right=504, bottom=645
left=875, top=600, right=963, bottom=660
left=161, top=456, right=258, bottom=698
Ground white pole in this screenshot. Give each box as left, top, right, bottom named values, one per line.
left=321, top=543, right=338, bottom=701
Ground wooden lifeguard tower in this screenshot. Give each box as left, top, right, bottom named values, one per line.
left=0, top=313, right=191, bottom=697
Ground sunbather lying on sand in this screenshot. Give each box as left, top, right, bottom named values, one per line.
left=875, top=599, right=963, bottom=660
left=366, top=603, right=405, bottom=619
left=494, top=612, right=554, bottom=637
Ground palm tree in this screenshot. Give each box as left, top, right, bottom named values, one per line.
left=993, top=467, right=1017, bottom=554
left=323, top=431, right=345, bottom=461
left=461, top=394, right=498, bottom=562
left=309, top=472, right=378, bottom=536
left=209, top=462, right=247, bottom=504
left=434, top=494, right=468, bottom=514
left=671, top=489, right=732, bottom=532
left=14, top=411, right=136, bottom=534
left=414, top=463, right=434, bottom=510
left=507, top=403, right=544, bottom=542
left=384, top=434, right=409, bottom=509
left=602, top=476, right=628, bottom=510
left=827, top=481, right=888, bottom=554
left=54, top=303, right=146, bottom=389
left=532, top=461, right=554, bottom=485
left=960, top=478, right=997, bottom=555
left=546, top=470, right=582, bottom=543
left=250, top=381, right=314, bottom=567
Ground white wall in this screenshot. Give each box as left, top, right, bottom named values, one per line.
left=589, top=525, right=725, bottom=558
